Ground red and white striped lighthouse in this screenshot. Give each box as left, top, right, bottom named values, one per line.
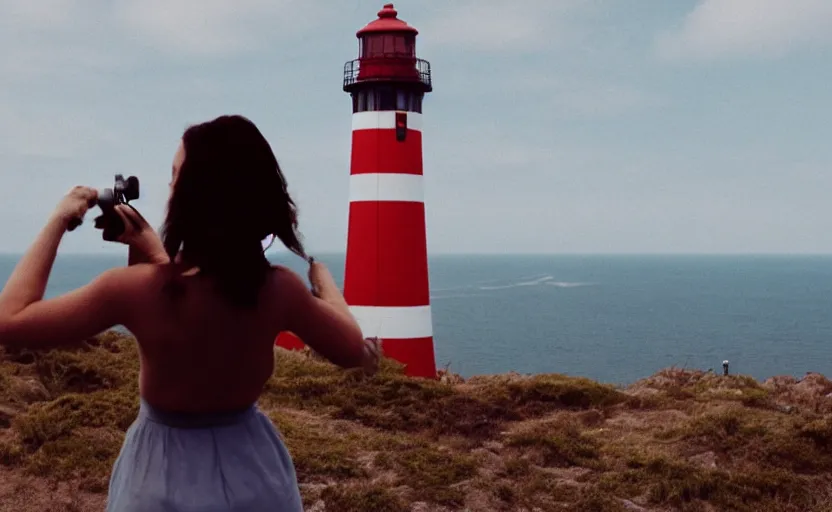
left=341, top=3, right=436, bottom=378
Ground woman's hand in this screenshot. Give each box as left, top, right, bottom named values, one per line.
left=112, top=205, right=169, bottom=265
left=52, top=186, right=98, bottom=230
left=361, top=337, right=382, bottom=375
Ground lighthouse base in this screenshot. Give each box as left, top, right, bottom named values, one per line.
left=379, top=337, right=437, bottom=379
left=274, top=333, right=437, bottom=379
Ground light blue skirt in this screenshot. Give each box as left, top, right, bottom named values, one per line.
left=106, top=398, right=303, bottom=512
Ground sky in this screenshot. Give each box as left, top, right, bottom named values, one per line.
left=0, top=0, right=830, bottom=255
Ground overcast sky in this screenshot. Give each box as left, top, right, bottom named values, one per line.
left=0, top=0, right=830, bottom=255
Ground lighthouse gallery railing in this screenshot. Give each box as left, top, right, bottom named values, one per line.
left=343, top=57, right=432, bottom=90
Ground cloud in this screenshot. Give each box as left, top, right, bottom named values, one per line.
left=435, top=64, right=663, bottom=121
left=0, top=1, right=115, bottom=82
left=0, top=101, right=121, bottom=160
left=113, top=0, right=333, bottom=57
left=420, top=0, right=589, bottom=53
left=512, top=74, right=665, bottom=118
left=1, top=0, right=79, bottom=29
left=656, top=0, right=832, bottom=61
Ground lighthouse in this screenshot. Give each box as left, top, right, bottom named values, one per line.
left=342, top=3, right=436, bottom=378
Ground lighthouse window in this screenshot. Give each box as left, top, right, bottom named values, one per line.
left=378, top=88, right=397, bottom=110
left=392, top=35, right=408, bottom=56
left=352, top=89, right=423, bottom=113
left=409, top=94, right=422, bottom=113
left=363, top=35, right=385, bottom=58
left=384, top=35, right=396, bottom=55
left=403, top=36, right=415, bottom=57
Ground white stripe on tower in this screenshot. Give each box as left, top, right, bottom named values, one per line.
left=352, top=111, right=423, bottom=132
left=349, top=173, right=424, bottom=203
left=349, top=305, right=433, bottom=339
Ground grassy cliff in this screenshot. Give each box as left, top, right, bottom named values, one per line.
left=1, top=331, right=831, bottom=511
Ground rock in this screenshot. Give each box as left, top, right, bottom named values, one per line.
left=619, top=499, right=648, bottom=511
left=689, top=451, right=717, bottom=469
left=0, top=405, right=17, bottom=429
left=8, top=377, right=50, bottom=404
left=794, top=373, right=832, bottom=396
left=763, top=375, right=797, bottom=391
left=437, top=370, right=465, bottom=385
left=577, top=409, right=605, bottom=427
left=764, top=373, right=832, bottom=411
left=470, top=448, right=504, bottom=479
left=483, top=441, right=503, bottom=453
left=410, top=503, right=431, bottom=512
left=306, top=500, right=326, bottom=512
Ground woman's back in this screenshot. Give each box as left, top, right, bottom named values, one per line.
left=125, top=264, right=301, bottom=413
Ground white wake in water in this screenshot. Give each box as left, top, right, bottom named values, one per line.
left=430, top=275, right=593, bottom=299
left=547, top=281, right=593, bottom=288
left=478, top=275, right=555, bottom=290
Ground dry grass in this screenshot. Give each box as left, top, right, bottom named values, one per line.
left=1, top=331, right=832, bottom=511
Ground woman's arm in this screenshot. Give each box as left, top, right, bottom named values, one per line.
left=0, top=212, right=68, bottom=314
left=278, top=266, right=372, bottom=370
left=0, top=268, right=128, bottom=351
left=0, top=187, right=131, bottom=350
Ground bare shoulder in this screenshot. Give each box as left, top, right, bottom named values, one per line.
left=268, top=264, right=309, bottom=296
left=95, top=263, right=173, bottom=296
left=103, top=262, right=166, bottom=283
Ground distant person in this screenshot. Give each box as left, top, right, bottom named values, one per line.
left=0, top=115, right=381, bottom=511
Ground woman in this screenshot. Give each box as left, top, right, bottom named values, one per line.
left=0, top=115, right=380, bottom=511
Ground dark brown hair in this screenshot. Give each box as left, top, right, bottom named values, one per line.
left=161, top=115, right=306, bottom=308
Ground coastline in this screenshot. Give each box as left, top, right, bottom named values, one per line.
left=1, top=331, right=831, bottom=511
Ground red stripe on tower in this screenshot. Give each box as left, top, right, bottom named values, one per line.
left=275, top=3, right=436, bottom=378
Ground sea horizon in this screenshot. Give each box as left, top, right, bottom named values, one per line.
left=1, top=252, right=830, bottom=385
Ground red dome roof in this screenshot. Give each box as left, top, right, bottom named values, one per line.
left=356, top=3, right=418, bottom=37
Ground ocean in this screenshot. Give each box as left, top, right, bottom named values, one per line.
left=1, top=253, right=830, bottom=385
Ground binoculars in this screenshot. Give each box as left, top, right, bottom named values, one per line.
left=67, top=174, right=140, bottom=240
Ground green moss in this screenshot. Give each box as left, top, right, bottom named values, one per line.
left=601, top=456, right=818, bottom=512
left=519, top=469, right=582, bottom=504
left=573, top=490, right=627, bottom=512
left=32, top=345, right=137, bottom=395
left=14, top=391, right=138, bottom=451
left=474, top=374, right=628, bottom=416
left=799, top=417, right=832, bottom=448
left=0, top=438, right=24, bottom=466
left=24, top=428, right=123, bottom=483
left=656, top=408, right=832, bottom=475
left=267, top=411, right=367, bottom=481
left=319, top=484, right=408, bottom=512
left=375, top=446, right=476, bottom=506
left=501, top=457, right=532, bottom=478
left=266, top=355, right=516, bottom=441
left=507, top=420, right=602, bottom=469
